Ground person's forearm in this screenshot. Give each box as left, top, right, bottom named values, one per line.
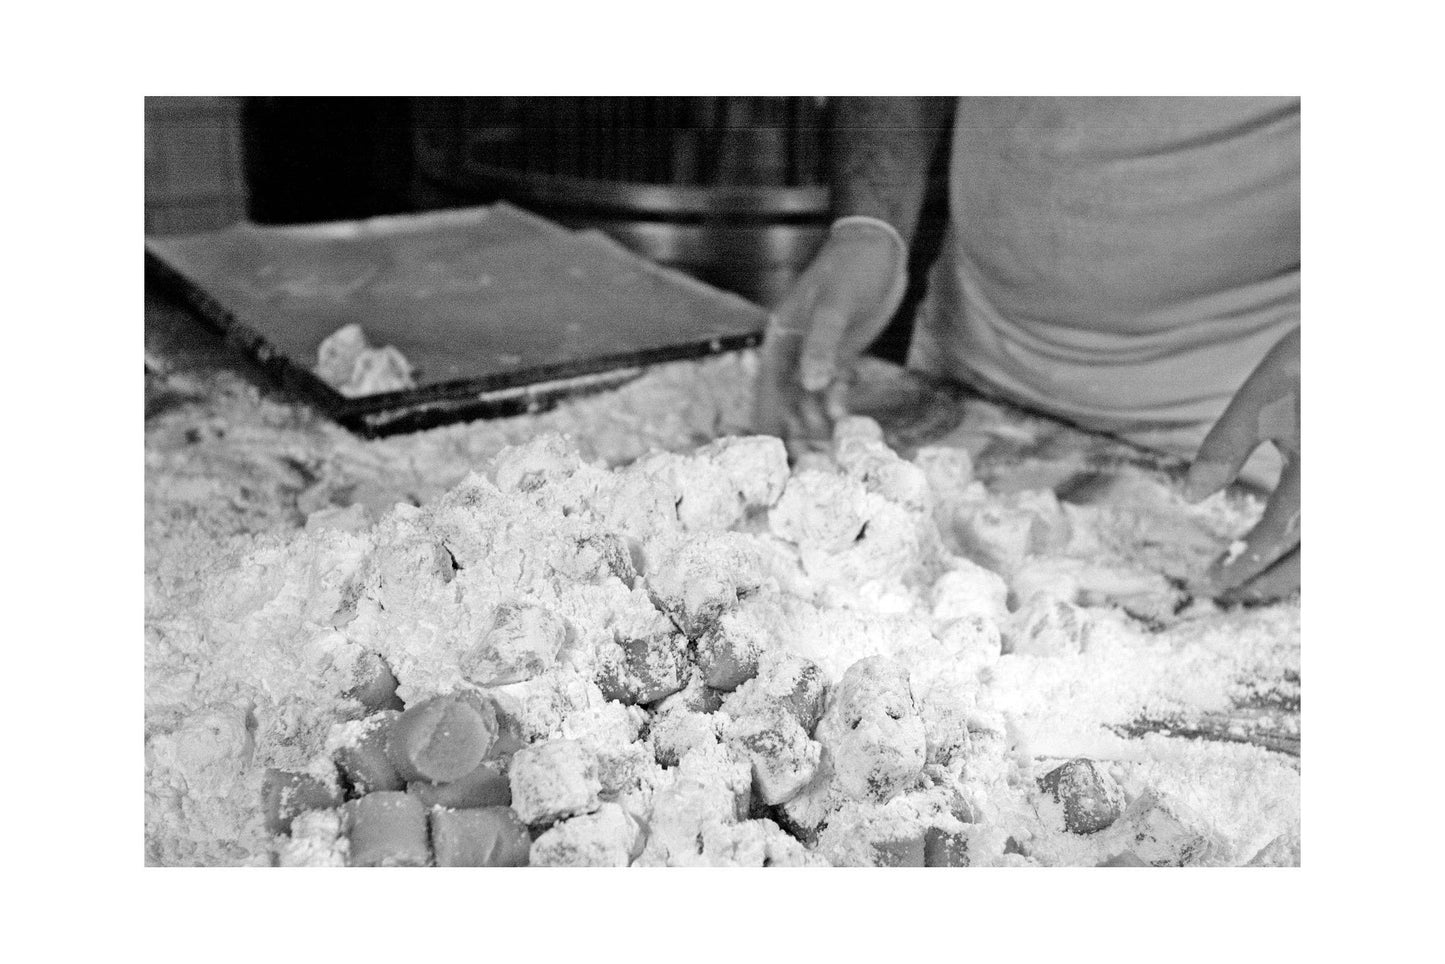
left=829, top=97, right=953, bottom=243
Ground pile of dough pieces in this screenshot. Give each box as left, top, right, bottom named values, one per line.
left=196, top=417, right=1226, bottom=867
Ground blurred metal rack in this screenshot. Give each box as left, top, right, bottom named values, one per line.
left=411, top=97, right=834, bottom=307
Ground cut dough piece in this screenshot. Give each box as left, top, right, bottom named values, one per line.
left=314, top=322, right=416, bottom=397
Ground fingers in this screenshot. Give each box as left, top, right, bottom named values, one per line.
left=1185, top=329, right=1300, bottom=503
left=799, top=306, right=850, bottom=392
left=751, top=321, right=802, bottom=438
left=1218, top=546, right=1300, bottom=605
left=753, top=320, right=842, bottom=451
left=793, top=388, right=834, bottom=443
left=823, top=377, right=852, bottom=424
left=1255, top=392, right=1300, bottom=458
left=1185, top=327, right=1301, bottom=606
left=1208, top=457, right=1301, bottom=592
left=753, top=227, right=907, bottom=447
left=1184, top=387, right=1268, bottom=502
left=798, top=234, right=906, bottom=392
left=753, top=255, right=840, bottom=437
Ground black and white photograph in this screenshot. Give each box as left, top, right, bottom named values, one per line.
left=143, top=95, right=1301, bottom=869
left=14, top=2, right=1442, bottom=959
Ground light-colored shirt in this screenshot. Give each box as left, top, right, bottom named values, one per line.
left=908, top=96, right=1300, bottom=463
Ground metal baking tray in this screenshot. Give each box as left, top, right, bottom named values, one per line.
left=145, top=203, right=768, bottom=437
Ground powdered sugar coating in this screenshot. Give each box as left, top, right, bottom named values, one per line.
left=146, top=357, right=1298, bottom=866
left=508, top=739, right=601, bottom=825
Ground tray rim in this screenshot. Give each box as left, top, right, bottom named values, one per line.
left=143, top=204, right=768, bottom=431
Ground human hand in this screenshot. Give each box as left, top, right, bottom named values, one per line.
left=1184, top=327, right=1301, bottom=603
left=753, top=217, right=908, bottom=454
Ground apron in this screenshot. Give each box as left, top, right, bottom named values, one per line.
left=907, top=97, right=1299, bottom=485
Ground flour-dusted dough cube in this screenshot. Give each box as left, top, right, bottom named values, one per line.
left=695, top=435, right=790, bottom=509
left=832, top=414, right=885, bottom=444
left=371, top=533, right=457, bottom=590
left=959, top=489, right=1073, bottom=574
left=594, top=628, right=688, bottom=705
left=829, top=495, right=930, bottom=579
left=345, top=651, right=405, bottom=714
left=1106, top=789, right=1214, bottom=866
left=491, top=434, right=584, bottom=494
left=913, top=668, right=978, bottom=767
left=575, top=531, right=640, bottom=586
left=1037, top=759, right=1124, bottom=835
left=558, top=697, right=645, bottom=752
left=648, top=706, right=724, bottom=768
left=314, top=322, right=369, bottom=386
left=956, top=504, right=1043, bottom=574
left=769, top=470, right=871, bottom=552
left=724, top=707, right=823, bottom=806
left=347, top=791, right=430, bottom=866
left=815, top=656, right=926, bottom=802
left=530, top=802, right=645, bottom=867
left=334, top=711, right=404, bottom=794
left=277, top=808, right=349, bottom=867
left=462, top=603, right=570, bottom=686
left=588, top=470, right=681, bottom=543
left=912, top=445, right=974, bottom=499
left=694, top=592, right=795, bottom=691
left=923, top=826, right=970, bottom=867
left=643, top=532, right=768, bottom=637
left=687, top=818, right=831, bottom=867
left=774, top=754, right=837, bottom=844
left=386, top=693, right=499, bottom=783
left=346, top=344, right=414, bottom=397
left=262, top=768, right=344, bottom=836
left=632, top=745, right=752, bottom=866
left=593, top=740, right=662, bottom=802
left=631, top=451, right=743, bottom=531
left=935, top=615, right=1004, bottom=678
left=816, top=798, right=929, bottom=867
left=870, top=833, right=928, bottom=867
left=635, top=437, right=789, bottom=529
left=634, top=777, right=734, bottom=866
left=930, top=559, right=1010, bottom=625
left=695, top=622, right=763, bottom=691
left=429, top=806, right=531, bottom=867
left=834, top=435, right=930, bottom=511
left=690, top=819, right=772, bottom=867
left=486, top=668, right=609, bottom=746
left=721, top=651, right=828, bottom=735
left=312, top=322, right=415, bottom=396
left=677, top=742, right=754, bottom=821
left=508, top=738, right=602, bottom=826
left=1006, top=599, right=1091, bottom=658
left=759, top=822, right=830, bottom=867
left=636, top=814, right=828, bottom=867
left=1246, top=833, right=1301, bottom=867
left=652, top=666, right=725, bottom=716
